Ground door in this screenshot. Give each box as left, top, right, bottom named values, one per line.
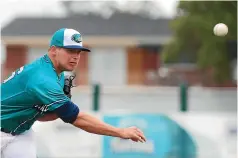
left=89, top=47, right=126, bottom=86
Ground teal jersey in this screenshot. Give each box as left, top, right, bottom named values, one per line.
left=1, top=54, right=70, bottom=135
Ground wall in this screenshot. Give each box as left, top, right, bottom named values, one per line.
left=28, top=47, right=47, bottom=62
left=1, top=45, right=28, bottom=80
left=27, top=46, right=128, bottom=86
left=126, top=46, right=161, bottom=85
left=2, top=45, right=237, bottom=87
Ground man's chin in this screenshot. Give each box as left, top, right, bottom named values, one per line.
left=64, top=68, right=74, bottom=72
left=64, top=66, right=76, bottom=72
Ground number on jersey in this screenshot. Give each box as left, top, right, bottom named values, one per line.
left=3, top=66, right=24, bottom=83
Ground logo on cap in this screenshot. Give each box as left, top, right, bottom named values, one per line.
left=71, top=34, right=82, bottom=43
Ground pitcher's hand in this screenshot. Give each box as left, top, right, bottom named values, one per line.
left=120, top=126, right=146, bottom=143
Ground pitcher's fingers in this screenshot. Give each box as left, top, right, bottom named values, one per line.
left=136, top=131, right=146, bottom=142
left=136, top=128, right=144, bottom=135
left=137, top=136, right=144, bottom=143
left=131, top=135, right=140, bottom=142
left=137, top=131, right=146, bottom=141
left=132, top=133, right=143, bottom=143
left=135, top=128, right=144, bottom=137
left=140, top=135, right=146, bottom=142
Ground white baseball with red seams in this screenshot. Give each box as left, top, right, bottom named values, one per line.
left=213, top=23, right=228, bottom=36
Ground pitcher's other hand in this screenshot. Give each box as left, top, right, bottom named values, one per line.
left=120, top=126, right=146, bottom=143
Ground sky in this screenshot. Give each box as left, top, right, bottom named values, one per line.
left=0, top=0, right=66, bottom=28
left=0, top=0, right=178, bottom=63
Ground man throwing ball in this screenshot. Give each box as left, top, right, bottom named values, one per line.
left=1, top=28, right=146, bottom=158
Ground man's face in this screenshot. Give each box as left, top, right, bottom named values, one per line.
left=55, top=47, right=81, bottom=71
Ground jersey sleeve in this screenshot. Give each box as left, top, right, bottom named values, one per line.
left=26, top=76, right=70, bottom=111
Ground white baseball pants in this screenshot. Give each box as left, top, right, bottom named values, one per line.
left=1, top=129, right=37, bottom=158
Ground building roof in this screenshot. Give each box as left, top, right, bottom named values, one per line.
left=1, top=12, right=172, bottom=37
left=1, top=12, right=173, bottom=46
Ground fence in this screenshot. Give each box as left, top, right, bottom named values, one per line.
left=70, top=86, right=237, bottom=113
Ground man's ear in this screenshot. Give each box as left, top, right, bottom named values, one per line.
left=49, top=46, right=57, bottom=56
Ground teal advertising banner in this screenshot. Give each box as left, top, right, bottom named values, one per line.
left=102, top=114, right=196, bottom=158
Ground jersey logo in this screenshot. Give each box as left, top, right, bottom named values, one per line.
left=34, top=104, right=49, bottom=113
left=71, top=34, right=82, bottom=43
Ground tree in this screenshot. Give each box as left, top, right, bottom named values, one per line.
left=162, top=1, right=237, bottom=84
left=61, top=1, right=172, bottom=19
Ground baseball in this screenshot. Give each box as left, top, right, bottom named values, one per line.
left=213, top=23, right=228, bottom=36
